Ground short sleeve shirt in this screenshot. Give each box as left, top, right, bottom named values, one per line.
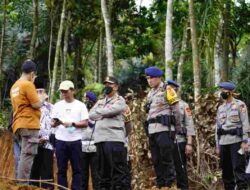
left=51, top=99, right=89, bottom=141
left=10, top=79, right=41, bottom=133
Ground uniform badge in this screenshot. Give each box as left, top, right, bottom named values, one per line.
left=166, top=86, right=178, bottom=105
left=232, top=104, right=237, bottom=109
left=186, top=107, right=192, bottom=117
left=240, top=104, right=247, bottom=113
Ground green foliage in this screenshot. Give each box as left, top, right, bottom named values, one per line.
left=80, top=83, right=104, bottom=99
left=0, top=109, right=11, bottom=128
left=232, top=43, right=250, bottom=107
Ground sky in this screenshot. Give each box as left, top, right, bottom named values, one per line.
left=135, top=0, right=153, bottom=8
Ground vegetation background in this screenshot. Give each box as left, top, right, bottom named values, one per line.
left=0, top=0, right=249, bottom=189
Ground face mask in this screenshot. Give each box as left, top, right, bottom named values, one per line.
left=220, top=92, right=230, bottom=100
left=86, top=101, right=94, bottom=109
left=103, top=86, right=113, bottom=95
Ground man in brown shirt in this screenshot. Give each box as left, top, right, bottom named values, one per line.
left=10, top=60, right=44, bottom=181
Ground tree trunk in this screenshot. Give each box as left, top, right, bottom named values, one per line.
left=214, top=16, right=223, bottom=86
left=189, top=0, right=201, bottom=101
left=165, top=0, right=174, bottom=80
left=101, top=0, right=114, bottom=76
left=73, top=38, right=83, bottom=89
left=177, top=25, right=188, bottom=96
left=98, top=29, right=103, bottom=83
left=95, top=34, right=100, bottom=82
left=48, top=11, right=54, bottom=96
left=28, top=0, right=39, bottom=60
left=50, top=0, right=66, bottom=100
left=206, top=46, right=213, bottom=87
left=62, top=12, right=70, bottom=81
left=189, top=0, right=201, bottom=173
left=221, top=0, right=230, bottom=81
left=0, top=0, right=7, bottom=106
left=60, top=46, right=64, bottom=81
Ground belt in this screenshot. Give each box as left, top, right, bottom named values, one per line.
left=148, top=115, right=170, bottom=126
left=110, top=126, right=124, bottom=131
left=217, top=128, right=243, bottom=136
left=178, top=127, right=187, bottom=135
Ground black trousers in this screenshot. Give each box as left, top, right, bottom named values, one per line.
left=81, top=152, right=99, bottom=190
left=220, top=142, right=248, bottom=190
left=125, top=148, right=132, bottom=190
left=56, top=140, right=82, bottom=190
left=149, top=131, right=175, bottom=188
left=30, top=147, right=54, bottom=190
left=173, top=142, right=189, bottom=190
left=96, top=142, right=128, bottom=190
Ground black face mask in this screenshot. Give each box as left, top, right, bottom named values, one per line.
left=220, top=92, right=230, bottom=100
left=86, top=101, right=94, bottom=109
left=103, top=86, right=113, bottom=95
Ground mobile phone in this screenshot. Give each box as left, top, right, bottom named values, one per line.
left=53, top=118, right=62, bottom=124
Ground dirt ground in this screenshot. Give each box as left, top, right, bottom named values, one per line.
left=0, top=180, right=45, bottom=190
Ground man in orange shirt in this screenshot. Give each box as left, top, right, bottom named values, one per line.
left=10, top=60, right=45, bottom=181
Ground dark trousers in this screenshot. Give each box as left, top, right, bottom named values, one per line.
left=149, top=131, right=175, bottom=188
left=96, top=142, right=128, bottom=190
left=30, top=147, right=54, bottom=189
left=173, top=142, right=189, bottom=190
left=220, top=142, right=248, bottom=190
left=125, top=148, right=132, bottom=190
left=56, top=140, right=82, bottom=190
left=81, top=152, right=99, bottom=190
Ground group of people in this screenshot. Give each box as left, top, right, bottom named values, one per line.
left=10, top=60, right=132, bottom=190
left=9, top=60, right=249, bottom=190
left=143, top=66, right=249, bottom=190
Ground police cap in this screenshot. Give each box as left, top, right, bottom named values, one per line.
left=144, top=66, right=163, bottom=77
left=103, top=76, right=119, bottom=85
left=86, top=91, right=97, bottom=103
left=167, top=79, right=179, bottom=88
left=219, top=82, right=236, bottom=91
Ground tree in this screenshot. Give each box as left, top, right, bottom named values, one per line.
left=97, top=28, right=103, bottom=82
left=101, top=0, right=114, bottom=76
left=165, top=0, right=174, bottom=80
left=47, top=0, right=56, bottom=96
left=177, top=24, right=188, bottom=95
left=50, top=0, right=66, bottom=100
left=0, top=0, right=8, bottom=105
left=62, top=11, right=70, bottom=81
left=27, top=0, right=39, bottom=59
left=214, top=16, right=223, bottom=86
left=221, top=0, right=230, bottom=81
left=188, top=0, right=201, bottom=103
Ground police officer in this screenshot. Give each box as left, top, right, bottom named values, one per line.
left=144, top=66, right=181, bottom=190
left=89, top=76, right=128, bottom=190
left=216, top=82, right=249, bottom=190
left=167, top=80, right=195, bottom=190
